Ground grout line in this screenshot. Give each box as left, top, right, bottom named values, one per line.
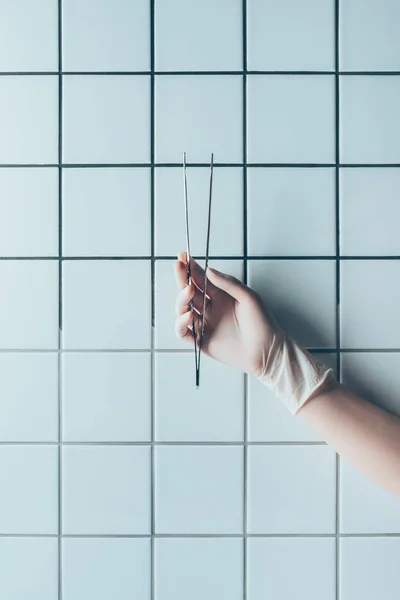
left=1, top=70, right=400, bottom=76
left=3, top=532, right=399, bottom=539
left=3, top=255, right=400, bottom=261
left=0, top=440, right=328, bottom=446
left=1, top=162, right=400, bottom=169
left=2, top=347, right=400, bottom=353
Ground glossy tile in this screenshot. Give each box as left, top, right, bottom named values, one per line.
left=62, top=260, right=151, bottom=349
left=155, top=167, right=243, bottom=256
left=247, top=75, right=335, bottom=163
left=247, top=167, right=336, bottom=256
left=247, top=538, right=336, bottom=600
left=62, top=538, right=151, bottom=600
left=0, top=538, right=58, bottom=600
left=248, top=260, right=336, bottom=349
left=0, top=353, right=58, bottom=442
left=62, top=75, right=150, bottom=164
left=340, top=0, right=400, bottom=71
left=247, top=0, right=334, bottom=71
left=0, top=76, right=58, bottom=164
left=62, top=0, right=150, bottom=71
left=62, top=445, right=151, bottom=534
left=247, top=446, right=336, bottom=533
left=155, top=76, right=242, bottom=163
left=63, top=168, right=151, bottom=257
left=341, top=261, right=400, bottom=349
left=155, top=538, right=243, bottom=600
left=155, top=446, right=243, bottom=534
left=340, top=76, right=400, bottom=164
left=0, top=445, right=58, bottom=534
left=0, top=261, right=58, bottom=349
left=155, top=0, right=242, bottom=71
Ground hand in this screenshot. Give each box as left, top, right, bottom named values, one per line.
left=174, top=252, right=283, bottom=377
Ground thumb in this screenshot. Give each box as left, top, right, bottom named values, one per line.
left=206, top=267, right=247, bottom=302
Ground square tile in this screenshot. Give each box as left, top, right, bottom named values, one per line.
left=0, top=76, right=58, bottom=164
left=62, top=445, right=150, bottom=534
left=155, top=538, right=243, bottom=600
left=248, top=260, right=336, bottom=349
left=62, top=352, right=151, bottom=442
left=0, top=538, right=58, bottom=600
left=247, top=76, right=335, bottom=163
left=340, top=0, right=400, bottom=71
left=155, top=353, right=244, bottom=442
left=0, top=261, right=58, bottom=349
left=247, top=167, right=336, bottom=256
left=247, top=538, right=336, bottom=600
left=62, top=0, right=150, bottom=71
left=340, top=168, right=400, bottom=256
left=248, top=353, right=337, bottom=442
left=155, top=446, right=243, bottom=534
left=0, top=445, right=58, bottom=534
left=0, top=168, right=58, bottom=256
left=155, top=76, right=242, bottom=163
left=62, top=168, right=151, bottom=257
left=247, top=446, right=336, bottom=533
left=341, top=261, right=400, bottom=349
left=155, top=260, right=244, bottom=349
left=155, top=0, right=242, bottom=71
left=340, top=76, right=400, bottom=164
left=0, top=353, right=58, bottom=442
left=0, top=0, right=58, bottom=71
left=340, top=538, right=400, bottom=600
left=247, top=0, right=334, bottom=71
left=62, top=538, right=150, bottom=600
left=63, top=76, right=150, bottom=164
left=155, top=167, right=243, bottom=256
left=62, top=260, right=151, bottom=349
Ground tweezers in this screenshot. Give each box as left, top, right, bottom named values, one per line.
left=183, top=152, right=214, bottom=388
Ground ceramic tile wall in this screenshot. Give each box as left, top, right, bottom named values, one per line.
left=0, top=1, right=399, bottom=599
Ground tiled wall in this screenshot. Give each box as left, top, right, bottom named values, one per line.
left=0, top=0, right=399, bottom=599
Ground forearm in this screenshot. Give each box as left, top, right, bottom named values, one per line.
left=298, top=382, right=400, bottom=497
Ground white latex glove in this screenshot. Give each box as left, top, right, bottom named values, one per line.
left=174, top=253, right=334, bottom=414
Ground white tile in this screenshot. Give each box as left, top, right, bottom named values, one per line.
left=155, top=259, right=243, bottom=349
left=0, top=538, right=58, bottom=600
left=63, top=168, right=151, bottom=257
left=62, top=445, right=151, bottom=534
left=155, top=538, right=243, bottom=600
left=247, top=0, right=334, bottom=71
left=248, top=353, right=337, bottom=442
left=155, top=353, right=244, bottom=442
left=340, top=538, right=400, bottom=600
left=248, top=260, right=336, bottom=349
left=340, top=0, right=400, bottom=71
left=247, top=538, right=336, bottom=600
left=341, top=261, right=400, bottom=349
left=0, top=445, right=58, bottom=534
left=63, top=76, right=150, bottom=164
left=155, top=76, right=242, bottom=163
left=0, top=76, right=58, bottom=164
left=63, top=538, right=150, bottom=600
left=62, top=353, right=151, bottom=442
left=155, top=167, right=243, bottom=256
left=0, top=353, right=58, bottom=442
left=247, top=167, right=336, bottom=256
left=62, top=260, right=151, bottom=349
left=155, top=446, right=243, bottom=534
left=0, top=168, right=58, bottom=256
left=340, top=76, right=400, bottom=164
left=340, top=168, right=400, bottom=256
left=0, top=0, right=58, bottom=71
left=247, top=76, right=335, bottom=163
left=247, top=446, right=336, bottom=533
left=62, top=0, right=149, bottom=71
left=0, top=261, right=58, bottom=349
left=155, top=0, right=242, bottom=71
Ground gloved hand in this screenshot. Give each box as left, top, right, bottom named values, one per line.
left=174, top=252, right=335, bottom=414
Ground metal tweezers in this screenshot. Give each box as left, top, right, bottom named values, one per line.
left=183, top=152, right=214, bottom=388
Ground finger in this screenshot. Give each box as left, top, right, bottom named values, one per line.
left=206, top=267, right=248, bottom=302
left=175, top=284, right=209, bottom=316
left=175, top=258, right=189, bottom=290
left=189, top=258, right=217, bottom=296
left=175, top=254, right=212, bottom=299
left=175, top=310, right=202, bottom=340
